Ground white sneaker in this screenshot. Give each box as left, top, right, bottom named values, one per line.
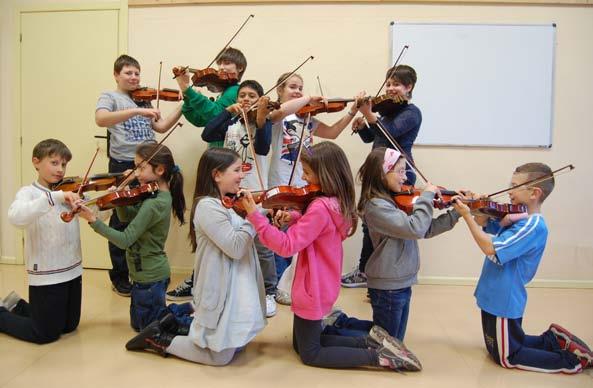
left=2, top=291, right=21, bottom=312
left=266, top=294, right=277, bottom=317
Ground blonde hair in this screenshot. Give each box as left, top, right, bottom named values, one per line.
left=275, top=72, right=303, bottom=102
left=300, top=142, right=357, bottom=236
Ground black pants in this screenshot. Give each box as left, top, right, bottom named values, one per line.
left=0, top=276, right=82, bottom=344
left=108, top=158, right=135, bottom=284
left=292, top=314, right=377, bottom=368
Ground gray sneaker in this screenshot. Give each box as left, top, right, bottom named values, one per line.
left=340, top=268, right=367, bottom=288
left=275, top=290, right=292, bottom=305
left=2, top=291, right=21, bottom=312
left=377, top=346, right=421, bottom=372
left=370, top=325, right=422, bottom=371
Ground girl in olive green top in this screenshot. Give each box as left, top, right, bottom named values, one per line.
left=79, top=143, right=188, bottom=331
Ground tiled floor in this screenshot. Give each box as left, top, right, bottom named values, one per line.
left=0, top=264, right=591, bottom=387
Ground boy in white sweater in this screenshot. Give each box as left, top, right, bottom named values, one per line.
left=1, top=139, right=82, bottom=344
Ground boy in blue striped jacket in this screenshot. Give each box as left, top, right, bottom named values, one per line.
left=452, top=163, right=592, bottom=374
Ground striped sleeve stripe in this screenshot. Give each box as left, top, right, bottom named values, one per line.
left=45, top=191, right=55, bottom=206
left=27, top=260, right=82, bottom=275
left=493, top=216, right=539, bottom=250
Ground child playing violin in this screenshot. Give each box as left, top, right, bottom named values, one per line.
left=96, top=54, right=183, bottom=297
left=343, top=64, right=422, bottom=289
left=202, top=79, right=277, bottom=317
left=2, top=139, right=82, bottom=344
left=77, top=143, right=191, bottom=332
left=126, top=148, right=266, bottom=365
left=324, top=148, right=461, bottom=353
left=452, top=163, right=593, bottom=373
left=241, top=142, right=420, bottom=372
left=269, top=72, right=364, bottom=304
left=168, top=47, right=247, bottom=301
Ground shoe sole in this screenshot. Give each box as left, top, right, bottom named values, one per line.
left=165, top=295, right=193, bottom=301
left=340, top=282, right=368, bottom=288
left=111, top=285, right=131, bottom=297
left=371, top=326, right=422, bottom=371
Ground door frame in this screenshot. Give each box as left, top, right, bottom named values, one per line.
left=13, top=1, right=128, bottom=264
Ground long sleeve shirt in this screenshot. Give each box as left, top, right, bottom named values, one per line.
left=8, top=182, right=82, bottom=286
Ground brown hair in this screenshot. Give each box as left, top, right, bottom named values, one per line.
left=135, top=143, right=186, bottom=225
left=275, top=72, right=303, bottom=102
left=514, top=162, right=554, bottom=203
left=357, top=147, right=404, bottom=215
left=114, top=54, right=140, bottom=74
left=188, top=148, right=241, bottom=252
left=385, top=65, right=417, bottom=97
left=32, top=139, right=72, bottom=162
left=300, top=142, right=357, bottom=236
left=216, top=47, right=247, bottom=80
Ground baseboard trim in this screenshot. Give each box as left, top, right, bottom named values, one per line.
left=0, top=256, right=18, bottom=265
left=418, top=276, right=593, bottom=289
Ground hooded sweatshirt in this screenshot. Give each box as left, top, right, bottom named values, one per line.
left=247, top=196, right=350, bottom=320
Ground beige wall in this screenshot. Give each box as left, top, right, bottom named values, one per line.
left=2, top=1, right=592, bottom=285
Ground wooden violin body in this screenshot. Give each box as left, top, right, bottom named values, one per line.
left=131, top=87, right=182, bottom=102
left=222, top=184, right=322, bottom=215
left=297, top=99, right=354, bottom=117
left=54, top=173, right=125, bottom=193
left=173, top=67, right=238, bottom=93
left=370, top=94, right=407, bottom=117
left=392, top=185, right=458, bottom=215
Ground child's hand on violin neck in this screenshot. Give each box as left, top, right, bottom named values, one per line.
left=172, top=66, right=190, bottom=92
left=451, top=195, right=471, bottom=216
left=77, top=205, right=97, bottom=223
left=272, top=209, right=292, bottom=228
left=62, top=191, right=81, bottom=209
left=226, top=103, right=244, bottom=115
left=137, top=108, right=161, bottom=121
left=237, top=189, right=258, bottom=215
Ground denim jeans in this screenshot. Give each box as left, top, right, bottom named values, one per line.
left=369, top=287, right=412, bottom=341
left=130, top=278, right=193, bottom=331
left=322, top=313, right=372, bottom=337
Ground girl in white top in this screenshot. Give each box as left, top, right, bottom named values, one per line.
left=126, top=148, right=266, bottom=365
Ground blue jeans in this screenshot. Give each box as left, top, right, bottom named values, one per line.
left=369, top=287, right=412, bottom=341
left=322, top=314, right=372, bottom=337
left=130, top=278, right=193, bottom=331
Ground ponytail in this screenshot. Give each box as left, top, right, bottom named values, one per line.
left=169, top=167, right=186, bottom=226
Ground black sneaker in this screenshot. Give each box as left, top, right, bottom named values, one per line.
left=166, top=276, right=193, bottom=301
left=112, top=279, right=132, bottom=297
left=126, top=314, right=177, bottom=357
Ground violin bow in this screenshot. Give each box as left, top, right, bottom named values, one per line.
left=487, top=164, right=575, bottom=199
left=240, top=109, right=266, bottom=191
left=156, top=61, right=163, bottom=110
left=288, top=113, right=312, bottom=186
left=374, top=45, right=409, bottom=98
left=174, top=14, right=255, bottom=79
left=76, top=147, right=101, bottom=197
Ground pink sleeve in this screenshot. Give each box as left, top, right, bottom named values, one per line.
left=288, top=210, right=302, bottom=226
left=247, top=202, right=329, bottom=257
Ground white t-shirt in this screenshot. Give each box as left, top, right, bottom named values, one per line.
left=268, top=114, right=319, bottom=188
left=224, top=121, right=268, bottom=190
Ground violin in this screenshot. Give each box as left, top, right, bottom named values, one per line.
left=222, top=184, right=323, bottom=214
left=172, top=67, right=238, bottom=93
left=54, top=173, right=125, bottom=193
left=131, top=87, right=182, bottom=102
left=367, top=94, right=407, bottom=117
left=392, top=185, right=526, bottom=218
left=297, top=98, right=354, bottom=117
left=244, top=101, right=281, bottom=123
left=60, top=182, right=159, bottom=223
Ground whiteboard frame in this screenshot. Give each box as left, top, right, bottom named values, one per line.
left=390, top=22, right=556, bottom=148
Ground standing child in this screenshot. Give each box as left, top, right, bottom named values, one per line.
left=125, top=148, right=266, bottom=365
left=324, top=147, right=461, bottom=348
left=2, top=139, right=82, bottom=344
left=343, top=65, right=422, bottom=288
left=96, top=54, right=183, bottom=296
left=202, top=79, right=278, bottom=317
left=168, top=47, right=248, bottom=300
left=242, top=142, right=421, bottom=372
left=269, top=72, right=363, bottom=304
left=452, top=163, right=593, bottom=374
left=78, top=143, right=189, bottom=332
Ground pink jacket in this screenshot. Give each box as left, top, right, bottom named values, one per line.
left=247, top=197, right=351, bottom=320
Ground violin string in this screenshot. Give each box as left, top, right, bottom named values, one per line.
left=487, top=165, right=575, bottom=200
left=374, top=45, right=409, bottom=98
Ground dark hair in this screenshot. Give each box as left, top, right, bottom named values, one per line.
left=114, top=54, right=140, bottom=74
left=216, top=47, right=247, bottom=80
left=514, top=162, right=554, bottom=203
left=135, top=143, right=185, bottom=225
left=357, top=147, right=404, bottom=215
left=188, top=148, right=241, bottom=252
left=300, top=142, right=357, bottom=236
left=275, top=72, right=303, bottom=102
left=32, top=139, right=72, bottom=162
left=385, top=65, right=417, bottom=97
left=238, top=80, right=263, bottom=97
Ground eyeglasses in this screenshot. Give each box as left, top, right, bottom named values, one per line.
left=387, top=168, right=407, bottom=176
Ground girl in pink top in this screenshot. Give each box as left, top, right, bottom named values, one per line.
left=241, top=142, right=421, bottom=371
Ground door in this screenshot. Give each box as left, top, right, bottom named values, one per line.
left=21, top=9, right=121, bottom=269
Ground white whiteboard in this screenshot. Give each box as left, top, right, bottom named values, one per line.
left=391, top=22, right=556, bottom=147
